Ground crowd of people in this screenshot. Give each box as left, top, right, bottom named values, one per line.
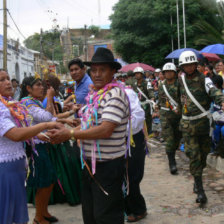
left=1, top=47, right=224, bottom=224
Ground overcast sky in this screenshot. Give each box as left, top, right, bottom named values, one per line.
left=0, top=0, right=119, bottom=41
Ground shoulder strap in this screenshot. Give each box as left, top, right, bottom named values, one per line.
left=137, top=87, right=149, bottom=100
left=181, top=74, right=206, bottom=113
left=162, top=84, right=178, bottom=107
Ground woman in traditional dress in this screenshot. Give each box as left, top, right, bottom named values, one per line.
left=42, top=75, right=82, bottom=205
left=0, top=70, right=60, bottom=224
left=20, top=76, right=67, bottom=224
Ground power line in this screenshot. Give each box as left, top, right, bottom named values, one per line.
left=7, top=9, right=27, bottom=40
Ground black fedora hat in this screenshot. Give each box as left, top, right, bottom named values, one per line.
left=84, top=47, right=122, bottom=70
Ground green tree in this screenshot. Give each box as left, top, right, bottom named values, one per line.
left=24, top=30, right=63, bottom=62
left=88, top=25, right=100, bottom=37
left=24, top=30, right=67, bottom=73
left=110, top=0, right=218, bottom=67
left=194, top=1, right=224, bottom=46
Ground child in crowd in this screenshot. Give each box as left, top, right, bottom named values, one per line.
left=152, top=106, right=162, bottom=141
left=211, top=75, right=224, bottom=154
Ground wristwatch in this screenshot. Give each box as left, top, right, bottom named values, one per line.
left=70, top=129, right=76, bottom=141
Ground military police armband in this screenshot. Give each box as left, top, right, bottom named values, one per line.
left=205, top=77, right=215, bottom=93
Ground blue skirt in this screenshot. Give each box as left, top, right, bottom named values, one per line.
left=0, top=158, right=29, bottom=224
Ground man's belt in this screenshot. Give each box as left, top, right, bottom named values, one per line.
left=160, top=107, right=170, bottom=111
left=182, top=111, right=210, bottom=121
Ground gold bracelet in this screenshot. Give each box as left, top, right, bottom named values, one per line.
left=70, top=129, right=76, bottom=141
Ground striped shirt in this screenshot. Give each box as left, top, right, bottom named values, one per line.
left=81, top=86, right=130, bottom=161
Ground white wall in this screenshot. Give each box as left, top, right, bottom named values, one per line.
left=0, top=42, right=35, bottom=84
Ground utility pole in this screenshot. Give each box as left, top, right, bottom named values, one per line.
left=182, top=0, right=186, bottom=48
left=170, top=15, right=174, bottom=52
left=84, top=24, right=87, bottom=61
left=98, top=0, right=101, bottom=28
left=3, top=0, right=7, bottom=70
left=176, top=0, right=180, bottom=49
left=170, top=15, right=174, bottom=63
left=40, top=28, right=44, bottom=78
left=52, top=48, right=54, bottom=65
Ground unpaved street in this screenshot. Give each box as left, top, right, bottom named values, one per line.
left=28, top=139, right=224, bottom=224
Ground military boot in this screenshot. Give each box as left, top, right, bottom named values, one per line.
left=193, top=182, right=198, bottom=194
left=167, top=152, right=178, bottom=175
left=194, top=176, right=207, bottom=204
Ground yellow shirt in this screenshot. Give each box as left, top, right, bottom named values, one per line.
left=218, top=71, right=224, bottom=77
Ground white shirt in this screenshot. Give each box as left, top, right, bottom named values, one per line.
left=125, top=88, right=145, bottom=135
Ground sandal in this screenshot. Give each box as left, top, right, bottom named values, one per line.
left=127, top=212, right=147, bottom=222
left=33, top=219, right=50, bottom=224
left=44, top=216, right=58, bottom=223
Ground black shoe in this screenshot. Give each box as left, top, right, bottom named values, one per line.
left=194, top=176, right=207, bottom=204
left=167, top=153, right=178, bottom=175
left=127, top=212, right=147, bottom=222
left=170, top=164, right=178, bottom=175
left=196, top=191, right=207, bottom=204
left=44, top=216, right=58, bottom=223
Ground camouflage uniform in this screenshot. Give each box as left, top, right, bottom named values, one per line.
left=133, top=80, right=154, bottom=133
left=158, top=79, right=182, bottom=154
left=125, top=77, right=135, bottom=87
left=179, top=71, right=224, bottom=177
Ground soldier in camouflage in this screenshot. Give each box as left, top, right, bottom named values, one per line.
left=132, top=67, right=155, bottom=133
left=158, top=62, right=182, bottom=175
left=178, top=51, right=224, bottom=205
left=125, top=70, right=135, bottom=87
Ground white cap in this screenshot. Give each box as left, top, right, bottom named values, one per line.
left=179, top=51, right=198, bottom=66
left=133, top=66, right=144, bottom=74
left=155, top=68, right=161, bottom=73
left=162, top=62, right=176, bottom=72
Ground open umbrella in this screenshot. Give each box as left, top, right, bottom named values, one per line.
left=165, top=48, right=203, bottom=59
left=119, top=62, right=155, bottom=72
left=201, top=44, right=224, bottom=55
left=201, top=53, right=220, bottom=61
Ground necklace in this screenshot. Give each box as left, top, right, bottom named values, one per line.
left=0, top=95, right=30, bottom=127
left=20, top=96, right=44, bottom=109
left=0, top=95, right=37, bottom=155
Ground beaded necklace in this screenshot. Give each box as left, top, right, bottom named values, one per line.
left=78, top=80, right=134, bottom=174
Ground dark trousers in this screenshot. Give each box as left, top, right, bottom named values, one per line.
left=81, top=157, right=125, bottom=224
left=125, top=131, right=147, bottom=216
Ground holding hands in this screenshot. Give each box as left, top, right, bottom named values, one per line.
left=47, top=127, right=71, bottom=144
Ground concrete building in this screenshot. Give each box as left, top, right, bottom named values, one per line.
left=0, top=34, right=37, bottom=83
left=60, top=28, right=119, bottom=64
left=87, top=39, right=116, bottom=61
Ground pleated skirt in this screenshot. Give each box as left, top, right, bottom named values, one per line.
left=27, top=141, right=82, bottom=206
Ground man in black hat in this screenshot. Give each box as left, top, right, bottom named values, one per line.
left=48, top=47, right=130, bottom=224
